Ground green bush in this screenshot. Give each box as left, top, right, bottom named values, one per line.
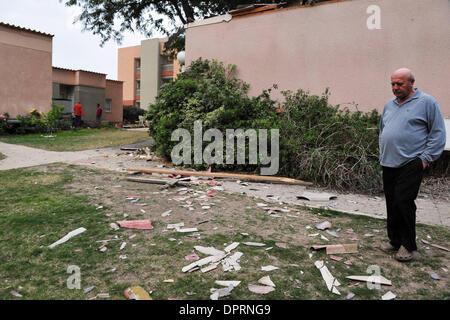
left=146, top=58, right=382, bottom=194
left=4, top=105, right=66, bottom=135
left=123, top=106, right=146, bottom=124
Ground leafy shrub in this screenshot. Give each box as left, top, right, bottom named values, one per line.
left=146, top=58, right=382, bottom=194
left=5, top=105, right=66, bottom=134
left=123, top=106, right=146, bottom=124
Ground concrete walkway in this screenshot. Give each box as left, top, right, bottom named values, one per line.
left=1, top=140, right=448, bottom=227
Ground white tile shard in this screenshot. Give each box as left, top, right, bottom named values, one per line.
left=258, top=276, right=275, bottom=287
left=314, top=260, right=341, bottom=295
left=48, top=227, right=87, bottom=249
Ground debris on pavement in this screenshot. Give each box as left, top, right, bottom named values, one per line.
left=117, top=219, right=153, bottom=230
left=381, top=291, right=396, bottom=300
left=297, top=192, right=337, bottom=201
left=48, top=227, right=87, bottom=249
left=346, top=275, right=392, bottom=286
left=314, top=260, right=341, bottom=295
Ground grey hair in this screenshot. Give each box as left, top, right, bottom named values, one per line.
left=408, top=72, right=415, bottom=82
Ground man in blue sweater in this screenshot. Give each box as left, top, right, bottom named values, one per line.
left=379, top=68, right=446, bottom=262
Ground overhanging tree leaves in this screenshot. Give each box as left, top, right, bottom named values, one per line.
left=62, top=0, right=300, bottom=46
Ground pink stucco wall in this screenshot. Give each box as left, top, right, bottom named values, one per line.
left=105, top=80, right=124, bottom=123
left=0, top=24, right=53, bottom=117
left=118, top=45, right=141, bottom=104
left=186, top=0, right=450, bottom=117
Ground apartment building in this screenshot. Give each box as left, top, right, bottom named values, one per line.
left=118, top=38, right=182, bottom=110
left=52, top=67, right=123, bottom=125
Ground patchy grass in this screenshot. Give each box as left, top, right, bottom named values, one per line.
left=0, top=163, right=448, bottom=300
left=0, top=152, right=5, bottom=160
left=0, top=128, right=149, bottom=151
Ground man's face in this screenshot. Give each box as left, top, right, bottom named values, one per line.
left=391, top=74, right=414, bottom=101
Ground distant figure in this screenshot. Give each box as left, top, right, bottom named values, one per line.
left=379, top=68, right=446, bottom=262
left=73, top=101, right=84, bottom=128
left=96, top=103, right=103, bottom=126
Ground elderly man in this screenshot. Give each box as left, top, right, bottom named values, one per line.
left=379, top=68, right=446, bottom=262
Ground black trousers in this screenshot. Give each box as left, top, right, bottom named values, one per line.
left=382, top=158, right=424, bottom=252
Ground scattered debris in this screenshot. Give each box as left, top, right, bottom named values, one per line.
left=84, top=286, right=96, bottom=294
left=224, top=242, right=240, bottom=253
left=346, top=275, right=392, bottom=286
left=261, top=265, right=279, bottom=272
left=210, top=285, right=234, bottom=300
left=325, top=230, right=339, bottom=238
left=430, top=273, right=440, bottom=280
left=314, top=260, right=341, bottom=295
left=185, top=251, right=200, bottom=261
left=381, top=291, right=396, bottom=300
left=10, top=290, right=22, bottom=298
left=346, top=292, right=355, bottom=300
left=127, top=167, right=312, bottom=185
left=222, top=252, right=243, bottom=272
left=48, top=227, right=87, bottom=249
left=248, top=284, right=275, bottom=295
left=163, top=279, right=174, bottom=283
left=297, top=192, right=337, bottom=201
left=311, top=243, right=359, bottom=255
left=215, top=281, right=241, bottom=287
left=124, top=286, right=152, bottom=300
left=275, top=242, right=288, bottom=249
left=117, top=219, right=153, bottom=230
left=316, top=221, right=332, bottom=230
left=243, top=242, right=266, bottom=247
left=194, top=246, right=225, bottom=256
left=161, top=210, right=172, bottom=217
left=120, top=242, right=127, bottom=251
left=258, top=276, right=275, bottom=287
left=329, top=255, right=343, bottom=261
left=420, top=239, right=449, bottom=252
left=96, top=293, right=110, bottom=299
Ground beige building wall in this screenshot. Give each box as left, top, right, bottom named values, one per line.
left=0, top=23, right=53, bottom=117
left=185, top=0, right=450, bottom=117
left=140, top=38, right=161, bottom=110
left=118, top=45, right=141, bottom=105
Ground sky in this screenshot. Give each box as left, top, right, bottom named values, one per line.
left=0, top=0, right=166, bottom=80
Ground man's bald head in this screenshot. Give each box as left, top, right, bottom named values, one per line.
left=392, top=68, right=415, bottom=83
left=391, top=68, right=416, bottom=103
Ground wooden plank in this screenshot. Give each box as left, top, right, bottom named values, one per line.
left=126, top=167, right=312, bottom=186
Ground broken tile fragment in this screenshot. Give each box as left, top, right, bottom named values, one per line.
left=316, top=221, right=332, bottom=230
left=248, top=284, right=275, bottom=294
left=117, top=219, right=153, bottom=230
left=314, top=260, right=341, bottom=295
left=261, top=265, right=279, bottom=272
left=242, top=242, right=265, bottom=247
left=258, top=276, right=275, bottom=287
left=215, top=281, right=241, bottom=287
left=381, top=291, right=396, bottom=300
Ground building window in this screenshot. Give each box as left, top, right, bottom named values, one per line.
left=136, top=100, right=140, bottom=108
left=105, top=99, right=112, bottom=112
left=136, top=79, right=140, bottom=96
left=135, top=58, right=141, bottom=74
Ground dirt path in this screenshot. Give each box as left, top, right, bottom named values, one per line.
left=1, top=139, right=449, bottom=227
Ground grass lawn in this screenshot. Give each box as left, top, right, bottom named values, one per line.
left=0, top=163, right=448, bottom=300
left=0, top=128, right=150, bottom=151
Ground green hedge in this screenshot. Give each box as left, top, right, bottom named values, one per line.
left=146, top=58, right=382, bottom=194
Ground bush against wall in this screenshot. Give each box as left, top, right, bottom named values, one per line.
left=146, top=58, right=382, bottom=194
left=123, top=106, right=146, bottom=124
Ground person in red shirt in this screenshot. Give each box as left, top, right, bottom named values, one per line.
left=73, top=102, right=84, bottom=128
left=96, top=103, right=103, bottom=127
